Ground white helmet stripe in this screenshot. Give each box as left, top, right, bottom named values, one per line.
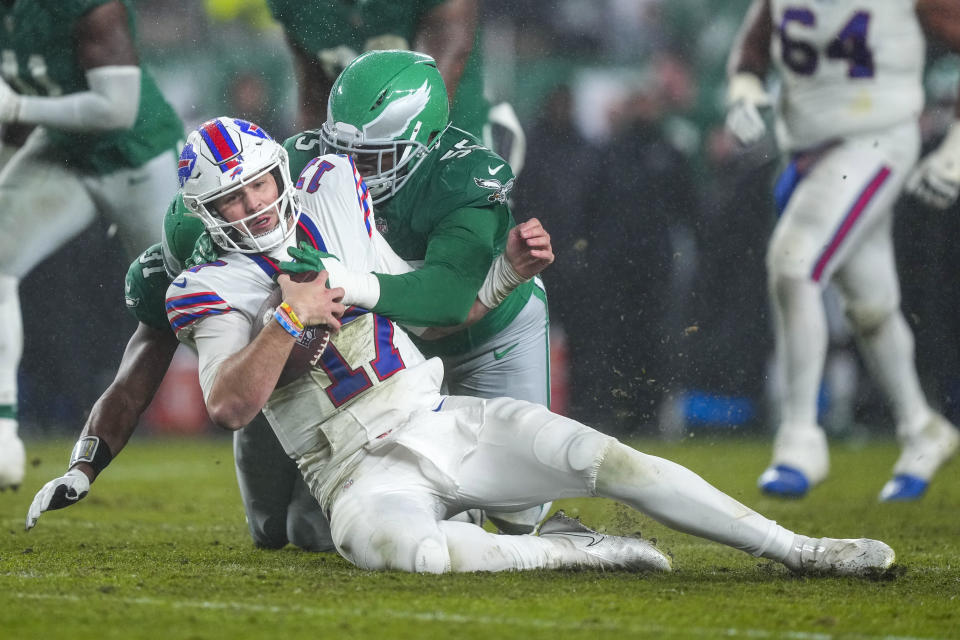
left=362, top=80, right=431, bottom=140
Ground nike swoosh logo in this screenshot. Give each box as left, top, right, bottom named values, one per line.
left=488, top=163, right=505, bottom=175
left=493, top=342, right=519, bottom=360
left=171, top=277, right=187, bottom=288
left=562, top=531, right=604, bottom=547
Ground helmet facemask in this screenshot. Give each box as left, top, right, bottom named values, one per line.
left=193, top=162, right=300, bottom=254
left=321, top=118, right=447, bottom=204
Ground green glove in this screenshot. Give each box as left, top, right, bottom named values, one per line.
left=279, top=242, right=342, bottom=274
left=280, top=242, right=381, bottom=309
left=184, top=232, right=220, bottom=269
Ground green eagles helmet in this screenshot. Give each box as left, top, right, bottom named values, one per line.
left=320, top=49, right=450, bottom=204
left=160, top=195, right=206, bottom=278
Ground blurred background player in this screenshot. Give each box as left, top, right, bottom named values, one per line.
left=292, top=50, right=550, bottom=534
left=0, top=0, right=183, bottom=490
left=264, top=0, right=498, bottom=149
left=725, top=0, right=960, bottom=501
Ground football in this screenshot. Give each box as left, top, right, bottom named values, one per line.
left=251, top=285, right=330, bottom=388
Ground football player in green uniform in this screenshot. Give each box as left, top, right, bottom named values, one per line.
left=266, top=0, right=485, bottom=137
left=0, top=0, right=184, bottom=490
left=288, top=50, right=550, bottom=533
left=266, top=0, right=526, bottom=178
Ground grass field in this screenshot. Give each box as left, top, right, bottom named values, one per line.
left=1, top=434, right=958, bottom=640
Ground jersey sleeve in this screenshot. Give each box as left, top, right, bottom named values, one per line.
left=188, top=311, right=252, bottom=402
left=283, top=129, right=326, bottom=180
left=125, top=244, right=174, bottom=333
left=164, top=265, right=236, bottom=338
left=373, top=204, right=504, bottom=326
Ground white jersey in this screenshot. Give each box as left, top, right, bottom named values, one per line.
left=165, top=154, right=441, bottom=468
left=770, top=0, right=924, bottom=151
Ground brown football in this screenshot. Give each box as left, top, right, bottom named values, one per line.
left=251, top=286, right=330, bottom=388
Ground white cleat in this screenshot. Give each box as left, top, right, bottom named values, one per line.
left=539, top=510, right=672, bottom=572
left=788, top=536, right=895, bottom=576
left=879, top=413, right=959, bottom=501
left=0, top=418, right=26, bottom=491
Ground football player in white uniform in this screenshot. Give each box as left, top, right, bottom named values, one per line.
left=168, top=116, right=895, bottom=576
left=726, top=0, right=960, bottom=501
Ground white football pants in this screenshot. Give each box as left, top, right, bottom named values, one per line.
left=767, top=121, right=932, bottom=476
left=326, top=396, right=796, bottom=573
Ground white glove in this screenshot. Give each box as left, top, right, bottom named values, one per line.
left=25, top=468, right=91, bottom=531
left=905, top=122, right=960, bottom=210
left=725, top=72, right=770, bottom=146
left=0, top=75, right=22, bottom=123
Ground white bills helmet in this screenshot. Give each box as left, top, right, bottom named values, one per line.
left=178, top=117, right=300, bottom=253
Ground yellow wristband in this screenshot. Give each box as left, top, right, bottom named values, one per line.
left=279, top=302, right=305, bottom=332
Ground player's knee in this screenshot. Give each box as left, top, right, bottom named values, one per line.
left=250, top=523, right=288, bottom=550
left=595, top=441, right=659, bottom=495
left=845, top=297, right=897, bottom=335
left=287, top=510, right=335, bottom=552
left=338, top=522, right=450, bottom=573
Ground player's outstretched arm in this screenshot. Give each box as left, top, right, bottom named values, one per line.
left=25, top=323, right=179, bottom=530
left=0, top=0, right=141, bottom=131
left=906, top=0, right=960, bottom=209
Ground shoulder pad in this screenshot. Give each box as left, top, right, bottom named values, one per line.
left=284, top=129, right=325, bottom=179
left=125, top=244, right=173, bottom=332
left=431, top=128, right=516, bottom=209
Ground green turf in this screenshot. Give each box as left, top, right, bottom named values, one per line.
left=2, top=434, right=958, bottom=639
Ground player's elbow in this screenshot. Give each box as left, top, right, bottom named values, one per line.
left=205, top=396, right=253, bottom=431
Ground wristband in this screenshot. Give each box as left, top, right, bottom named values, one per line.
left=274, top=306, right=304, bottom=339
left=478, top=253, right=529, bottom=309
left=68, top=436, right=113, bottom=473
left=278, top=302, right=305, bottom=332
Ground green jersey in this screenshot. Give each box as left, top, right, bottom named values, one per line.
left=125, top=197, right=204, bottom=332
left=283, top=127, right=534, bottom=358
left=266, top=0, right=487, bottom=137
left=0, top=0, right=183, bottom=174
left=125, top=243, right=173, bottom=333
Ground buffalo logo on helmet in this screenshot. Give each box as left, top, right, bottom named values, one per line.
left=177, top=143, right=197, bottom=188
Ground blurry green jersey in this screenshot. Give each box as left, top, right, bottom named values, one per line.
left=125, top=243, right=172, bottom=333
left=0, top=0, right=183, bottom=174
left=283, top=127, right=534, bottom=358
left=266, top=0, right=487, bottom=137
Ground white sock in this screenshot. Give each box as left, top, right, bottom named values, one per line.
left=595, top=444, right=796, bottom=561
left=771, top=276, right=827, bottom=428
left=0, top=274, right=22, bottom=413
left=854, top=310, right=930, bottom=439
left=439, top=520, right=574, bottom=572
